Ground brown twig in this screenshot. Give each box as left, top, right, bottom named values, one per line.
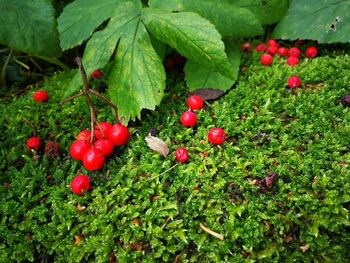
left=60, top=57, right=121, bottom=135
left=75, top=57, right=96, bottom=144
left=89, top=89, right=120, bottom=122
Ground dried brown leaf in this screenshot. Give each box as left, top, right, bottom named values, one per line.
left=74, top=235, right=84, bottom=245
left=300, top=244, right=310, bottom=253
left=76, top=204, right=86, bottom=212
left=145, top=135, right=169, bottom=157
left=189, top=89, right=224, bottom=101
left=130, top=242, right=142, bottom=251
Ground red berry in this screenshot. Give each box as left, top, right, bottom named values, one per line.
left=82, top=148, right=105, bottom=171
left=109, top=124, right=130, bottom=146
left=77, top=130, right=91, bottom=141
left=175, top=148, right=189, bottom=163
left=208, top=128, right=226, bottom=145
left=26, top=137, right=42, bottom=151
left=267, top=39, right=279, bottom=47
left=278, top=47, right=288, bottom=57
left=71, top=175, right=91, bottom=195
left=180, top=111, right=197, bottom=127
left=90, top=69, right=103, bottom=79
left=267, top=46, right=278, bottom=56
left=288, top=76, right=301, bottom=89
left=33, top=90, right=48, bottom=102
left=70, top=140, right=91, bottom=161
left=288, top=47, right=301, bottom=58
left=241, top=42, right=253, bottom=53
left=305, top=47, right=318, bottom=59
left=286, top=56, right=299, bottom=67
left=341, top=95, right=350, bottom=107
left=187, top=95, right=204, bottom=111
left=260, top=54, right=273, bottom=66
left=256, top=44, right=266, bottom=53
left=94, top=139, right=114, bottom=157
left=94, top=122, right=113, bottom=140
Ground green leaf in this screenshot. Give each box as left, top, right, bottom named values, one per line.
left=272, top=0, right=350, bottom=43
left=0, top=0, right=61, bottom=57
left=149, top=0, right=263, bottom=38
left=108, top=18, right=165, bottom=121
left=65, top=2, right=140, bottom=97
left=184, top=41, right=240, bottom=91
left=230, top=0, right=289, bottom=25
left=148, top=0, right=183, bottom=11
left=57, top=0, right=141, bottom=51
left=183, top=0, right=263, bottom=38
left=143, top=8, right=235, bottom=79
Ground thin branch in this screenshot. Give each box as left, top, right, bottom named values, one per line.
left=89, top=88, right=120, bottom=122
left=146, top=164, right=178, bottom=181
left=199, top=223, right=224, bottom=241
left=75, top=57, right=89, bottom=93
left=59, top=92, right=85, bottom=105
left=0, top=49, right=13, bottom=88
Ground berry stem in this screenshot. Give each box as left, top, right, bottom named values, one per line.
left=59, top=92, right=85, bottom=105
left=75, top=57, right=96, bottom=144
left=60, top=57, right=121, bottom=123
left=89, top=88, right=120, bottom=122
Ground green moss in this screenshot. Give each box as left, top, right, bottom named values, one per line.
left=0, top=47, right=350, bottom=262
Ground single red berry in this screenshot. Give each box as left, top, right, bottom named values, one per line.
left=286, top=56, right=299, bottom=67
left=90, top=69, right=103, bottom=79
left=305, top=47, right=318, bottom=59
left=175, top=148, right=189, bottom=163
left=33, top=90, right=48, bottom=102
left=187, top=95, right=204, bottom=111
left=256, top=44, right=266, bottom=53
left=71, top=175, right=91, bottom=195
left=70, top=140, right=91, bottom=161
left=278, top=47, right=288, bottom=57
left=94, top=139, right=114, bottom=157
left=260, top=54, right=273, bottom=66
left=267, top=39, right=279, bottom=47
left=241, top=42, right=253, bottom=53
left=77, top=130, right=91, bottom=141
left=268, top=46, right=278, bottom=56
left=82, top=148, right=105, bottom=171
left=208, top=128, right=226, bottom=145
left=26, top=137, right=42, bottom=151
left=180, top=111, right=197, bottom=127
left=109, top=123, right=130, bottom=146
left=94, top=122, right=113, bottom=140
left=288, top=76, right=301, bottom=89
left=288, top=47, right=301, bottom=58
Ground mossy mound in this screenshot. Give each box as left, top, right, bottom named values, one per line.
left=0, top=47, right=349, bottom=262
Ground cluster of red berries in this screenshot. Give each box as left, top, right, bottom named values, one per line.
left=256, top=39, right=318, bottom=68
left=252, top=39, right=318, bottom=90
left=69, top=122, right=130, bottom=195
left=70, top=123, right=130, bottom=171
left=176, top=95, right=227, bottom=163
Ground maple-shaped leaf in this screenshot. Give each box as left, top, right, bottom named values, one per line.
left=58, top=0, right=236, bottom=121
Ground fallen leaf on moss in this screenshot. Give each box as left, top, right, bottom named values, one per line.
left=145, top=135, right=169, bottom=157
left=130, top=242, right=142, bottom=251
left=76, top=204, right=86, bottom=212
left=189, top=88, right=224, bottom=100
left=300, top=244, right=310, bottom=253
left=74, top=235, right=84, bottom=245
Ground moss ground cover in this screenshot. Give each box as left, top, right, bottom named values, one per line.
left=0, top=46, right=350, bottom=262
